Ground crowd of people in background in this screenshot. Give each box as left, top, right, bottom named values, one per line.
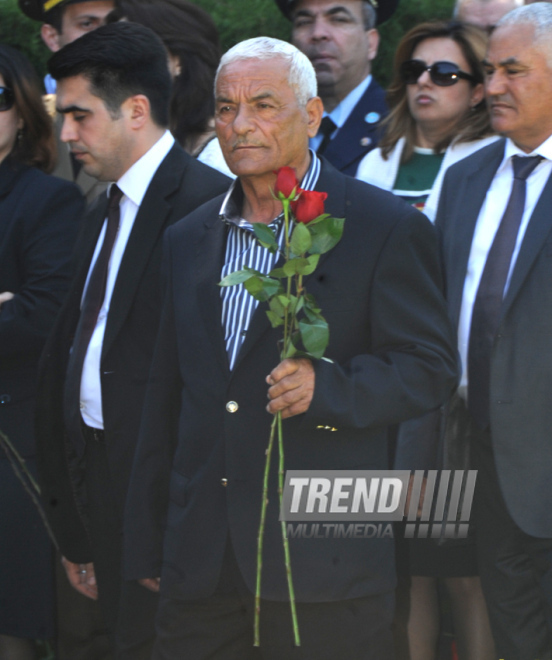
left=1, top=0, right=552, bottom=658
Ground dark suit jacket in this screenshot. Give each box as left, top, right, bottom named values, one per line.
left=123, top=159, right=458, bottom=603
left=35, top=143, right=230, bottom=563
left=0, top=158, right=84, bottom=458
left=436, top=138, right=552, bottom=538
left=321, top=78, right=387, bottom=177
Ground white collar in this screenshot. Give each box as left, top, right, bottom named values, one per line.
left=112, top=130, right=175, bottom=206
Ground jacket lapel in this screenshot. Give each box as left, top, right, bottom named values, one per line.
left=446, top=142, right=505, bottom=326
left=323, top=81, right=387, bottom=173
left=101, top=145, right=185, bottom=358
left=195, top=212, right=231, bottom=377
left=501, top=169, right=552, bottom=319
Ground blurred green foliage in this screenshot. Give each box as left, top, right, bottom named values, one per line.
left=0, top=0, right=51, bottom=79
left=0, top=0, right=455, bottom=90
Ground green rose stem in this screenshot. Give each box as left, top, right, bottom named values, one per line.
left=254, top=195, right=301, bottom=648
left=279, top=197, right=301, bottom=645
left=254, top=414, right=277, bottom=647
left=0, top=428, right=59, bottom=549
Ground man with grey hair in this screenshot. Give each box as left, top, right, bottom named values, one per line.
left=454, top=0, right=523, bottom=32
left=124, top=35, right=457, bottom=659
left=273, top=0, right=397, bottom=176
left=434, top=3, right=552, bottom=656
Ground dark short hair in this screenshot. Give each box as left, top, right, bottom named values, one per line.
left=47, top=21, right=171, bottom=127
left=0, top=44, right=56, bottom=172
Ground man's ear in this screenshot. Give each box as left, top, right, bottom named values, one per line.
left=41, top=23, right=62, bottom=52
left=124, top=94, right=151, bottom=130
left=366, top=28, right=380, bottom=62
left=306, top=96, right=324, bottom=138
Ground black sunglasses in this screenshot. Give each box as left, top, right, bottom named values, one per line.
left=0, top=87, right=14, bottom=112
left=400, top=59, right=477, bottom=87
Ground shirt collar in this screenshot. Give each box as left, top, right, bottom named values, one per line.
left=498, top=134, right=552, bottom=175
left=219, top=149, right=321, bottom=227
left=325, top=74, right=372, bottom=129
left=111, top=130, right=175, bottom=207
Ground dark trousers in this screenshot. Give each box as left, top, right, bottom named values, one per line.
left=152, top=538, right=395, bottom=660
left=84, top=433, right=158, bottom=660
left=472, top=428, right=552, bottom=660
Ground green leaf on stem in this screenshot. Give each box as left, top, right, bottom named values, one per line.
left=266, top=310, right=285, bottom=327
left=307, top=216, right=345, bottom=255
left=244, top=276, right=281, bottom=301
left=269, top=267, right=287, bottom=279
left=269, top=296, right=286, bottom=318
left=299, top=318, right=329, bottom=359
left=252, top=223, right=279, bottom=252
left=277, top=294, right=291, bottom=308
left=281, top=340, right=298, bottom=359
left=303, top=294, right=322, bottom=315
left=283, top=254, right=320, bottom=277
left=219, top=270, right=255, bottom=287
left=290, top=222, right=312, bottom=256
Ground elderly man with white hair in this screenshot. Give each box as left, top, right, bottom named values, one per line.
left=454, top=0, right=523, bottom=31
left=123, top=36, right=458, bottom=659
left=435, top=3, right=552, bottom=657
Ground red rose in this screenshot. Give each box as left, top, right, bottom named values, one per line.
left=291, top=189, right=328, bottom=224
left=273, top=166, right=299, bottom=199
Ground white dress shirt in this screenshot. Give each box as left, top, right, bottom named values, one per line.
left=458, top=135, right=552, bottom=397
left=79, top=130, right=175, bottom=428
left=309, top=74, right=372, bottom=151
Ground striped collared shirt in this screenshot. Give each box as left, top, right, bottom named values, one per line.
left=220, top=151, right=321, bottom=370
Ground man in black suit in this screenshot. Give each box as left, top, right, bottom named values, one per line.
left=35, top=22, right=229, bottom=660
left=275, top=0, right=397, bottom=176
left=123, top=36, right=458, bottom=659
left=435, top=4, right=552, bottom=657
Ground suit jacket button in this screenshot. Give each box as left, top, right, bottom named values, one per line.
left=226, top=401, right=238, bottom=413
left=221, top=478, right=228, bottom=487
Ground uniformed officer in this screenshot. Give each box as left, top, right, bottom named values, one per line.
left=275, top=0, right=398, bottom=176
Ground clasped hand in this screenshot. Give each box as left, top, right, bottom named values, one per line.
left=266, top=358, right=315, bottom=419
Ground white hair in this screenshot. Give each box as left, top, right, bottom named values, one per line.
left=495, top=2, right=552, bottom=65
left=453, top=0, right=523, bottom=20
left=215, top=37, right=317, bottom=107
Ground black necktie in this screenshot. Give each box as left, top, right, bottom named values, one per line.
left=64, top=184, right=123, bottom=456
left=317, top=117, right=337, bottom=155
left=468, top=155, right=542, bottom=429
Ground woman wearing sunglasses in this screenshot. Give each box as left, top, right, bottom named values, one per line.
left=357, top=20, right=498, bottom=222
left=357, top=20, right=498, bottom=660
left=0, top=44, right=84, bottom=659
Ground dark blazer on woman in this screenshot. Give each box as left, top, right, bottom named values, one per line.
left=0, top=158, right=84, bottom=457
left=0, top=157, right=84, bottom=640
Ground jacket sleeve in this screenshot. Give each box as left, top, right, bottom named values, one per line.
left=303, top=209, right=459, bottom=430
left=0, top=175, right=84, bottom=357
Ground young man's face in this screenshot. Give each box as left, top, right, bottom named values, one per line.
left=42, top=1, right=114, bottom=52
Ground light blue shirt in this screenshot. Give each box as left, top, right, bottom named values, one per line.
left=310, top=74, right=372, bottom=151
left=44, top=74, right=56, bottom=95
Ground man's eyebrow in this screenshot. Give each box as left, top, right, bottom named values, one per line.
left=482, top=56, right=526, bottom=68
left=294, top=5, right=354, bottom=18
left=56, top=105, right=90, bottom=114
left=251, top=92, right=275, bottom=102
